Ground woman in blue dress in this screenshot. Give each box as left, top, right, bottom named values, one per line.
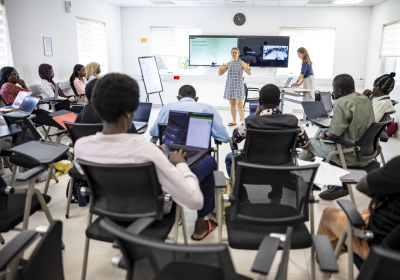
left=219, top=47, right=252, bottom=126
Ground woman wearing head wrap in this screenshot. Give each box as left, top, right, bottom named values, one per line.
left=85, top=62, right=101, bottom=82
left=363, top=72, right=396, bottom=122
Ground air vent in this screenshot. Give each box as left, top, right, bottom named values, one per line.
left=307, top=0, right=334, bottom=4
left=148, top=0, right=176, bottom=4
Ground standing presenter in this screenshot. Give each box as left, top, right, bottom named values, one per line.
left=219, top=47, right=251, bottom=126
left=291, top=47, right=316, bottom=100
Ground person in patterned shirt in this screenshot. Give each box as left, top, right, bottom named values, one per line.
left=225, top=84, right=310, bottom=204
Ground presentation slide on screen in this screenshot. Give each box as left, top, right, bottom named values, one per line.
left=263, top=45, right=288, bottom=61
left=138, top=57, right=163, bottom=93
left=189, top=37, right=238, bottom=66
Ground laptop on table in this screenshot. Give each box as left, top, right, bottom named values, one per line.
left=3, top=96, right=40, bottom=118
left=43, top=83, right=59, bottom=101
left=133, top=102, right=152, bottom=130
left=161, top=110, right=213, bottom=167
left=278, top=78, right=292, bottom=89
left=301, top=101, right=332, bottom=128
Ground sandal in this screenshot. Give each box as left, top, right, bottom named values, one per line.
left=191, top=220, right=218, bottom=241
left=228, top=122, right=237, bottom=126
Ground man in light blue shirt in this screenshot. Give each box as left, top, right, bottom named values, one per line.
left=149, top=85, right=229, bottom=143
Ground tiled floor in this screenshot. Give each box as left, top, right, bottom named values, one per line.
left=1, top=107, right=400, bottom=280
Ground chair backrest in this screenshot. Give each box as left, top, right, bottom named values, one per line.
left=3, top=115, right=43, bottom=146
left=243, top=128, right=300, bottom=166
left=231, top=162, right=319, bottom=225
left=100, top=217, right=238, bottom=280
left=354, top=120, right=391, bottom=162
left=357, top=246, right=400, bottom=280
left=19, top=220, right=64, bottom=280
left=64, top=121, right=103, bottom=146
left=76, top=160, right=165, bottom=221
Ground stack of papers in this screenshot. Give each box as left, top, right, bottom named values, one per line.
left=297, top=159, right=350, bottom=187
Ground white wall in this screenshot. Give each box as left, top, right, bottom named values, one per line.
left=5, top=0, right=122, bottom=85
left=121, top=6, right=371, bottom=107
left=364, top=0, right=400, bottom=135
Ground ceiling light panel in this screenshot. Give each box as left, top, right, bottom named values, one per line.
left=252, top=0, right=279, bottom=6
left=333, top=0, right=363, bottom=4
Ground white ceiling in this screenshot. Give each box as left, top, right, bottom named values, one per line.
left=100, top=0, right=386, bottom=8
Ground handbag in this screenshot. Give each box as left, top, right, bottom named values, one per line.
left=386, top=120, right=398, bottom=137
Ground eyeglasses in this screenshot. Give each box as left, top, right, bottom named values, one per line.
left=9, top=73, right=19, bottom=77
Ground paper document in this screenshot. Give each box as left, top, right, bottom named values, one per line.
left=297, top=159, right=350, bottom=187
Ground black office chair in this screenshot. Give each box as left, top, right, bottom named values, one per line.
left=323, top=120, right=391, bottom=206
left=76, top=159, right=187, bottom=280
left=0, top=220, right=64, bottom=280
left=243, top=83, right=260, bottom=109
left=214, top=162, right=321, bottom=280
left=151, top=122, right=222, bottom=170
left=229, top=128, right=300, bottom=183
left=62, top=122, right=103, bottom=218
left=3, top=116, right=68, bottom=192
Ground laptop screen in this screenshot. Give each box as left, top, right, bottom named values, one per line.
left=249, top=102, right=258, bottom=115
left=165, top=111, right=213, bottom=149
left=133, top=102, right=152, bottom=122
left=320, top=92, right=332, bottom=112
left=283, top=78, right=291, bottom=88
left=18, top=96, right=40, bottom=114
left=301, top=101, right=328, bottom=119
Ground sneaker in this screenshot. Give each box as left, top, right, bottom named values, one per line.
left=269, top=195, right=281, bottom=205
left=319, top=186, right=349, bottom=201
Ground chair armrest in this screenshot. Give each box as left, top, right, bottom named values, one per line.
left=16, top=165, right=48, bottom=181
left=214, top=139, right=222, bottom=146
left=252, top=236, right=280, bottom=275
left=379, top=131, right=389, bottom=143
left=150, top=136, right=158, bottom=144
left=126, top=217, right=155, bottom=235
left=0, top=230, right=39, bottom=271
left=324, top=137, right=354, bottom=148
left=213, top=171, right=226, bottom=188
left=337, top=200, right=366, bottom=227
left=229, top=137, right=238, bottom=151
left=48, top=129, right=68, bottom=137
left=312, top=235, right=339, bottom=273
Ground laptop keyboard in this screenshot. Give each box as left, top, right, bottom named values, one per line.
left=164, top=147, right=200, bottom=158
left=5, top=111, right=29, bottom=117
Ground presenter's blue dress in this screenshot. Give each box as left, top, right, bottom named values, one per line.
left=223, top=60, right=245, bottom=100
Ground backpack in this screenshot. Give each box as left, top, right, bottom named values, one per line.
left=386, top=120, right=398, bottom=137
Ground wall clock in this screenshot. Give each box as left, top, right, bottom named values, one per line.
left=233, top=13, right=246, bottom=26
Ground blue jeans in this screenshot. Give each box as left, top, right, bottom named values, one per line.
left=191, top=155, right=218, bottom=218
left=225, top=152, right=283, bottom=200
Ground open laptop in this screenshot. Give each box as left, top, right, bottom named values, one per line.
left=161, top=110, right=213, bottom=166
left=133, top=102, right=152, bottom=130
left=301, top=101, right=332, bottom=128
left=278, top=78, right=292, bottom=89
left=3, top=96, right=40, bottom=118
left=320, top=92, right=333, bottom=115
left=249, top=101, right=259, bottom=116
left=43, top=83, right=59, bottom=101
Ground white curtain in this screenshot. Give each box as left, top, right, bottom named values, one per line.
left=380, top=21, right=400, bottom=58
left=0, top=2, right=13, bottom=67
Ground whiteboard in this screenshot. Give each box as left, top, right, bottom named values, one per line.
left=138, top=56, right=163, bottom=94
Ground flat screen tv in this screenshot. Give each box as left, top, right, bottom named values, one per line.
left=189, top=35, right=238, bottom=66
left=238, top=36, right=290, bottom=67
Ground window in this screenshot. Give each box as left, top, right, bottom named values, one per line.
left=278, top=27, right=336, bottom=78
left=76, top=17, right=108, bottom=74
left=0, top=3, right=13, bottom=67
left=381, top=21, right=400, bottom=81
left=150, top=27, right=201, bottom=73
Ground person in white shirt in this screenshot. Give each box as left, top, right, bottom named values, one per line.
left=74, top=73, right=218, bottom=241
left=363, top=72, right=396, bottom=122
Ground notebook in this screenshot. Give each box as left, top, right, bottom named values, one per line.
left=161, top=110, right=213, bottom=166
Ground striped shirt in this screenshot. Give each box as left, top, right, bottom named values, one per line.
left=74, top=77, right=88, bottom=96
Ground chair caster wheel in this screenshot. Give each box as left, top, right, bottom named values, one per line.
left=1, top=240, right=5, bottom=245
left=56, top=180, right=59, bottom=183
left=65, top=215, right=69, bottom=218
left=306, top=124, right=309, bottom=127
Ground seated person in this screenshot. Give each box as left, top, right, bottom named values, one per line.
left=70, top=64, right=88, bottom=97
left=75, top=79, right=137, bottom=133
left=38, top=63, right=82, bottom=114
left=299, top=74, right=375, bottom=200
left=0, top=66, right=64, bottom=130
left=318, top=155, right=400, bottom=260
left=362, top=72, right=396, bottom=122
left=74, top=73, right=217, bottom=241
left=149, top=85, right=229, bottom=143
left=226, top=84, right=310, bottom=204
left=85, top=62, right=102, bottom=82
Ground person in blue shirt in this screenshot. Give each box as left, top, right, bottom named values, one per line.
left=149, top=85, right=229, bottom=143
left=291, top=47, right=316, bottom=100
